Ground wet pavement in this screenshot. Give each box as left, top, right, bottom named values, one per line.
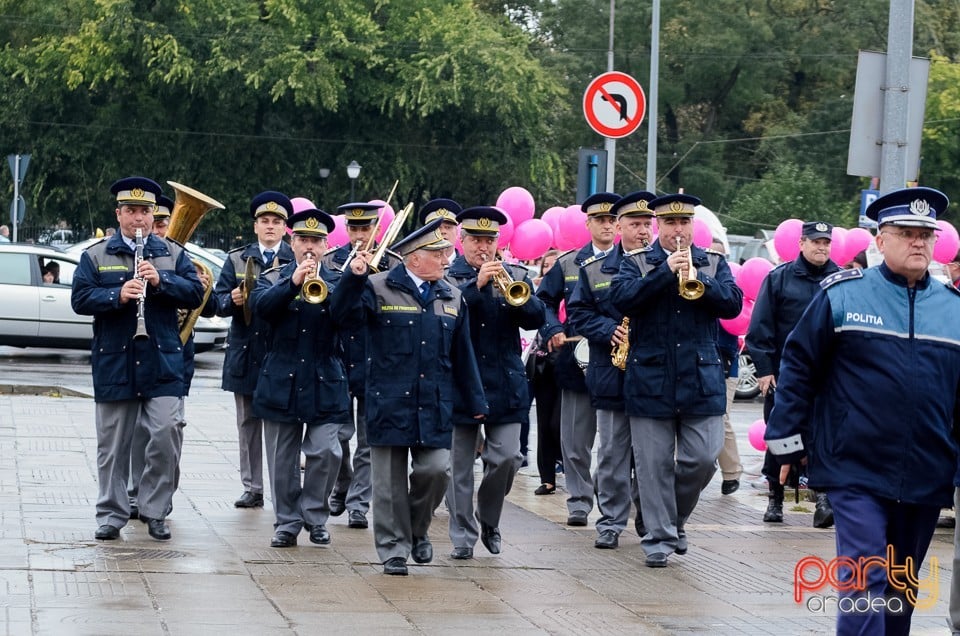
left=0, top=355, right=955, bottom=635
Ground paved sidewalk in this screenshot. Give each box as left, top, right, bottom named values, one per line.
left=0, top=389, right=954, bottom=635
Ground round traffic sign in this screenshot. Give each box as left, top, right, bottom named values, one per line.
left=583, top=71, right=646, bottom=139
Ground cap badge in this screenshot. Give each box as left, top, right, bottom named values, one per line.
left=265, top=201, right=278, bottom=212
left=350, top=208, right=364, bottom=217
left=130, top=188, right=144, bottom=199
left=815, top=222, right=828, bottom=232
left=478, top=217, right=492, bottom=229
left=599, top=202, right=612, bottom=212
left=434, top=229, right=443, bottom=240
left=637, top=200, right=649, bottom=211
left=910, top=199, right=931, bottom=217
left=669, top=201, right=684, bottom=213
left=437, top=208, right=452, bottom=219
left=305, top=217, right=319, bottom=229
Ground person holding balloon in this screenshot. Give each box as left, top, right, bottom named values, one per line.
left=324, top=201, right=402, bottom=530
left=567, top=190, right=656, bottom=549
left=745, top=221, right=839, bottom=527
left=765, top=187, right=960, bottom=636
left=610, top=193, right=742, bottom=568
left=535, top=192, right=620, bottom=527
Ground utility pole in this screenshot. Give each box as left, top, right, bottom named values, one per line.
left=646, top=0, right=661, bottom=192
left=879, top=0, right=914, bottom=193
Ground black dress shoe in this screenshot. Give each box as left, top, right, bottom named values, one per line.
left=235, top=491, right=264, bottom=508
left=142, top=517, right=171, bottom=541
left=411, top=536, right=433, bottom=564
left=534, top=484, right=556, bottom=495
left=594, top=530, right=619, bottom=549
left=479, top=523, right=501, bottom=554
left=347, top=510, right=368, bottom=529
left=95, top=525, right=120, bottom=540
left=328, top=495, right=346, bottom=517
left=270, top=531, right=297, bottom=548
left=675, top=527, right=688, bottom=555
left=566, top=511, right=588, bottom=526
left=129, top=504, right=139, bottom=520
left=309, top=525, right=331, bottom=545
left=721, top=479, right=740, bottom=495
left=645, top=552, right=668, bottom=568
left=383, top=557, right=408, bottom=575
left=450, top=547, right=473, bottom=560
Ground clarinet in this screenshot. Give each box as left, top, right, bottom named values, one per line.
left=133, top=229, right=149, bottom=340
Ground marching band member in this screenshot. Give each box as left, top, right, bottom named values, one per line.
left=419, top=198, right=462, bottom=265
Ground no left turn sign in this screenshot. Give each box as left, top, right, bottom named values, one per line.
left=583, top=71, right=646, bottom=139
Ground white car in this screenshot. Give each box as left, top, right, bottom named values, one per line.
left=0, top=241, right=228, bottom=352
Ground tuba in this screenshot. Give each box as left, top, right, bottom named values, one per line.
left=675, top=236, right=705, bottom=300
left=165, top=181, right=225, bottom=344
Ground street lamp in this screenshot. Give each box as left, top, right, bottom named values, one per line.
left=317, top=168, right=330, bottom=206
left=346, top=161, right=361, bottom=200
left=318, top=167, right=330, bottom=179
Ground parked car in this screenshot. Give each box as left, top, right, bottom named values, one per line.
left=37, top=228, right=76, bottom=247
left=0, top=241, right=228, bottom=351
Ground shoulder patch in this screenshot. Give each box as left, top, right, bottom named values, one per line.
left=623, top=246, right=652, bottom=257
left=820, top=268, right=862, bottom=289
left=581, top=253, right=606, bottom=267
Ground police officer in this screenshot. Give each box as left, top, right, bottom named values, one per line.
left=610, top=193, right=742, bottom=567
left=766, top=187, right=960, bottom=636
left=325, top=202, right=401, bottom=528
left=330, top=219, right=488, bottom=575
left=745, top=221, right=839, bottom=526
left=444, top=206, right=545, bottom=559
left=72, top=176, right=204, bottom=542
left=250, top=206, right=351, bottom=548
left=215, top=191, right=295, bottom=509
left=567, top=191, right=656, bottom=550
left=419, top=198, right=462, bottom=265
left=536, top=192, right=620, bottom=526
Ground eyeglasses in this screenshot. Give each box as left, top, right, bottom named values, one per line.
left=881, top=229, right=936, bottom=244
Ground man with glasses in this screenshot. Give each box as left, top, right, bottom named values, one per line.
left=766, top=187, right=960, bottom=636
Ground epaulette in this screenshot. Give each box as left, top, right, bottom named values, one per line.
left=581, top=252, right=607, bottom=267
left=164, top=237, right=187, bottom=248
left=261, top=265, right=283, bottom=276
left=705, top=248, right=724, bottom=256
left=820, top=268, right=862, bottom=289
left=556, top=248, right=577, bottom=261
left=623, top=245, right=652, bottom=257
left=228, top=245, right=246, bottom=254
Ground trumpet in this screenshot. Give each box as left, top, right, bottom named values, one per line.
left=301, top=252, right=328, bottom=304
left=675, top=236, right=705, bottom=300
left=484, top=254, right=531, bottom=306
left=133, top=229, right=149, bottom=340
left=611, top=316, right=630, bottom=370
left=336, top=240, right=363, bottom=273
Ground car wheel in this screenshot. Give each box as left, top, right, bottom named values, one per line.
left=735, top=353, right=761, bottom=400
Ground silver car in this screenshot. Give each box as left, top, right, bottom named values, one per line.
left=0, top=242, right=229, bottom=351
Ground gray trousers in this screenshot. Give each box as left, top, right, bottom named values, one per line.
left=950, top=488, right=960, bottom=634
left=446, top=422, right=523, bottom=549
left=560, top=388, right=597, bottom=515
left=333, top=396, right=371, bottom=513
left=595, top=409, right=639, bottom=534
left=718, top=377, right=742, bottom=480
left=630, top=414, right=723, bottom=556
left=97, top=396, right=180, bottom=528
left=370, top=445, right=449, bottom=563
left=263, top=420, right=341, bottom=535
left=129, top=398, right=185, bottom=508
left=235, top=393, right=264, bottom=494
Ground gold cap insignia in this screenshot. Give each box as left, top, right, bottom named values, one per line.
left=599, top=202, right=612, bottom=212
left=669, top=201, right=684, bottom=213
left=265, top=201, right=279, bottom=212
left=305, top=217, right=319, bottom=229
left=350, top=208, right=364, bottom=217
left=478, top=217, right=492, bottom=228
left=131, top=188, right=144, bottom=198
left=637, top=200, right=649, bottom=211
left=434, top=229, right=443, bottom=240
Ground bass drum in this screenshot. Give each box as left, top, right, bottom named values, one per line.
left=573, top=338, right=590, bottom=373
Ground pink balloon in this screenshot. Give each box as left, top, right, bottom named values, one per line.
left=511, top=219, right=554, bottom=261
left=368, top=199, right=395, bottom=218
left=719, top=299, right=753, bottom=337
left=844, top=227, right=873, bottom=264
left=773, top=219, right=803, bottom=262
left=541, top=206, right=565, bottom=241
left=327, top=214, right=348, bottom=248
left=375, top=209, right=395, bottom=243
left=496, top=187, right=536, bottom=227
left=829, top=226, right=847, bottom=264
left=497, top=212, right=515, bottom=249
left=748, top=418, right=767, bottom=452
left=728, top=261, right=742, bottom=279
left=559, top=205, right=590, bottom=247
left=692, top=218, right=713, bottom=248
left=737, top=257, right=774, bottom=302
left=934, top=220, right=960, bottom=264
left=453, top=231, right=463, bottom=254
left=290, top=196, right=316, bottom=214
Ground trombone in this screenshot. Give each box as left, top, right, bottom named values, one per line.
left=369, top=202, right=414, bottom=272
left=301, top=252, right=328, bottom=304
left=675, top=236, right=705, bottom=300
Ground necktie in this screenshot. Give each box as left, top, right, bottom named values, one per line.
left=420, top=281, right=431, bottom=302
left=263, top=249, right=275, bottom=266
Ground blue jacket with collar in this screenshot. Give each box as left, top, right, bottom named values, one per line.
left=330, top=265, right=488, bottom=448
left=610, top=240, right=742, bottom=418
left=445, top=255, right=545, bottom=425
left=765, top=264, right=960, bottom=506
left=215, top=241, right=295, bottom=395
left=71, top=232, right=204, bottom=402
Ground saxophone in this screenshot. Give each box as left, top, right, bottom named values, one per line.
left=611, top=316, right=630, bottom=370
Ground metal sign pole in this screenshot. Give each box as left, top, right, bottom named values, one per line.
left=12, top=154, right=19, bottom=243
left=604, top=0, right=616, bottom=192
